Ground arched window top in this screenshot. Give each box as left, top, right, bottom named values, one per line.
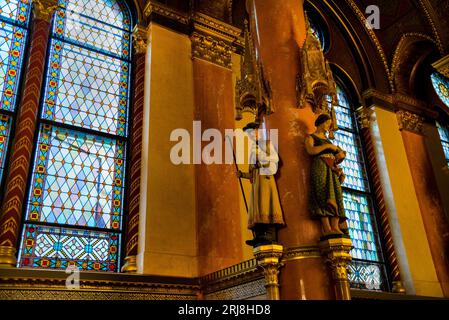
left=54, top=0, right=131, bottom=59
left=0, top=0, right=31, bottom=27
left=17, top=0, right=132, bottom=272
left=332, top=81, right=387, bottom=291
left=431, top=71, right=449, bottom=108
left=60, top=0, right=131, bottom=30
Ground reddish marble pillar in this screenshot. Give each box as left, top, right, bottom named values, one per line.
left=399, top=119, right=449, bottom=297
left=192, top=58, right=243, bottom=276
left=0, top=0, right=58, bottom=267
left=247, top=0, right=334, bottom=299
left=121, top=26, right=148, bottom=273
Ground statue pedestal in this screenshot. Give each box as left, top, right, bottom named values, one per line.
left=253, top=244, right=284, bottom=300
left=319, top=236, right=353, bottom=300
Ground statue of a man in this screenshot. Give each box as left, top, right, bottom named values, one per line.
left=305, top=114, right=348, bottom=236
left=237, top=122, right=286, bottom=247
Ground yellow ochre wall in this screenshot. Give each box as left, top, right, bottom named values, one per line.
left=373, top=107, right=443, bottom=297
left=137, top=23, right=198, bottom=277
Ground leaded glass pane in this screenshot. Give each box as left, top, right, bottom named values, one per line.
left=344, top=191, right=380, bottom=262
left=334, top=130, right=369, bottom=192
left=53, top=6, right=130, bottom=59
left=0, top=114, right=11, bottom=181
left=348, top=261, right=385, bottom=291
left=0, top=0, right=30, bottom=27
left=0, top=0, right=29, bottom=112
left=60, top=0, right=130, bottom=31
left=19, top=224, right=120, bottom=271
left=333, top=84, right=387, bottom=290
left=41, top=39, right=129, bottom=136
left=437, top=122, right=449, bottom=165
left=431, top=71, right=449, bottom=107
left=26, top=125, right=125, bottom=230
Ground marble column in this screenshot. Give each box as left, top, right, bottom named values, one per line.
left=246, top=0, right=334, bottom=299
left=122, top=25, right=148, bottom=273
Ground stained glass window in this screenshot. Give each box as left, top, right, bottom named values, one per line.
left=0, top=0, right=31, bottom=186
left=18, top=0, right=132, bottom=272
left=431, top=71, right=449, bottom=108
left=437, top=122, right=449, bottom=166
left=333, top=84, right=387, bottom=291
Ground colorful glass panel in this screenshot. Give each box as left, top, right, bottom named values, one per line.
left=0, top=0, right=30, bottom=112
left=19, top=224, right=120, bottom=271
left=0, top=0, right=30, bottom=27
left=53, top=1, right=131, bottom=59
left=19, top=0, right=131, bottom=272
left=333, top=84, right=386, bottom=290
left=334, top=87, right=369, bottom=192
left=344, top=192, right=379, bottom=262
left=0, top=114, right=11, bottom=181
left=431, top=71, right=449, bottom=107
left=26, top=125, right=125, bottom=230
left=42, top=39, right=129, bottom=136
left=348, top=261, right=384, bottom=291
left=437, top=122, right=449, bottom=165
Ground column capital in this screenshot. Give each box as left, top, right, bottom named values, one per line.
left=357, top=107, right=376, bottom=129
left=432, top=55, right=449, bottom=78
left=133, top=24, right=149, bottom=55
left=397, top=110, right=425, bottom=134
left=253, top=244, right=284, bottom=300
left=319, top=236, right=353, bottom=300
left=32, top=0, right=58, bottom=21
left=191, top=32, right=233, bottom=69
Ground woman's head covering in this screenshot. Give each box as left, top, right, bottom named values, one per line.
left=315, top=113, right=332, bottom=127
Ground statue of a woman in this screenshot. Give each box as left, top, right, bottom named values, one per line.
left=305, top=114, right=348, bottom=236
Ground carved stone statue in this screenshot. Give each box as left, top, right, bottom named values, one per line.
left=305, top=114, right=348, bottom=236
left=237, top=122, right=286, bottom=247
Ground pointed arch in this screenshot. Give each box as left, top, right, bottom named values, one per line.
left=17, top=0, right=134, bottom=272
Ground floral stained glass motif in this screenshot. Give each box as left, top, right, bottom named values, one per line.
left=19, top=224, right=120, bottom=271
left=0, top=0, right=30, bottom=112
left=18, top=0, right=132, bottom=272
left=431, top=71, right=449, bottom=107
left=333, top=84, right=386, bottom=290
left=437, top=122, right=449, bottom=166
left=0, top=114, right=11, bottom=182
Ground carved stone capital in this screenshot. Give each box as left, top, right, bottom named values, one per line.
left=319, top=236, right=353, bottom=300
left=32, top=0, right=58, bottom=21
left=253, top=245, right=284, bottom=300
left=133, top=25, right=149, bottom=55
left=191, top=32, right=233, bottom=69
left=397, top=110, right=424, bottom=134
left=432, top=55, right=449, bottom=78
left=144, top=1, right=189, bottom=25
left=357, top=107, right=375, bottom=129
